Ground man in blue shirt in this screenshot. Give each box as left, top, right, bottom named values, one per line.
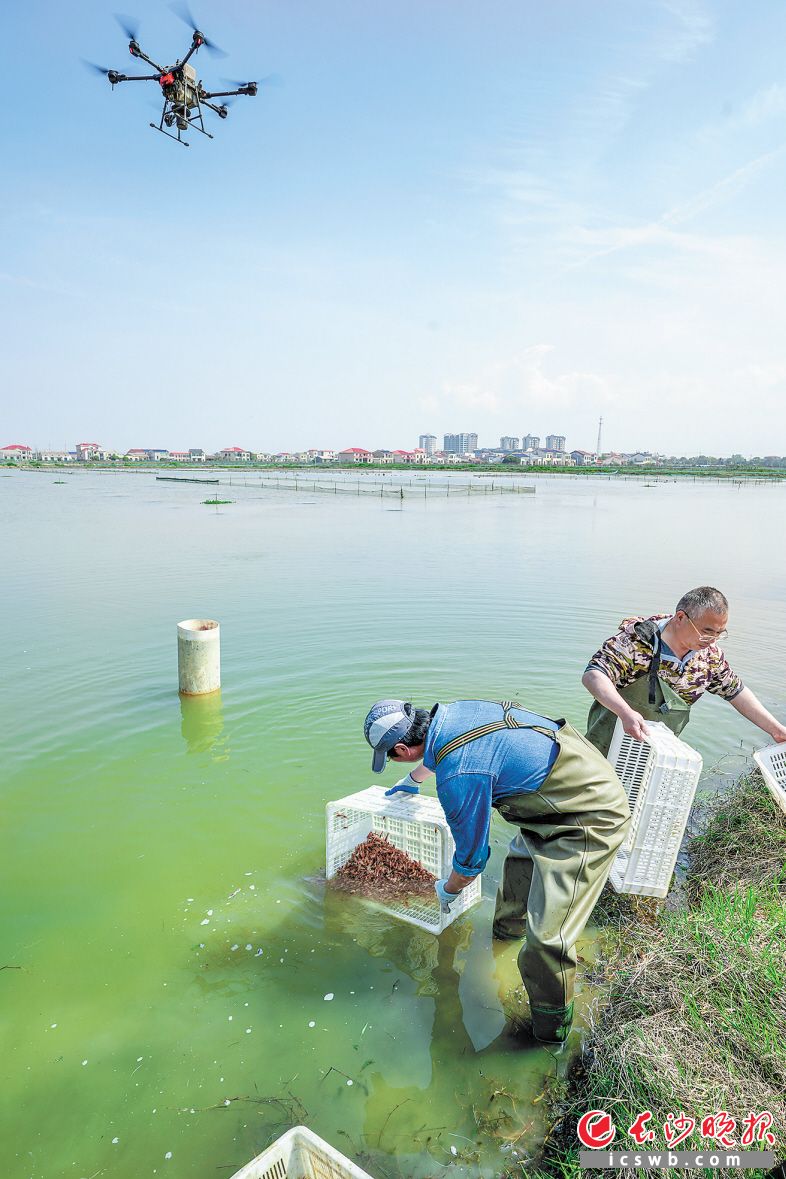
left=363, top=698, right=630, bottom=1046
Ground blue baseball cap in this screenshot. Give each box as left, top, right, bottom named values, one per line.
left=364, top=699, right=414, bottom=773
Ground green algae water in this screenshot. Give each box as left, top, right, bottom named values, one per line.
left=2, top=469, right=785, bottom=1179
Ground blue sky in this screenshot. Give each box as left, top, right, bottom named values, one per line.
left=3, top=0, right=786, bottom=455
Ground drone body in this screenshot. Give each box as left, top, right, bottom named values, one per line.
left=89, top=9, right=258, bottom=146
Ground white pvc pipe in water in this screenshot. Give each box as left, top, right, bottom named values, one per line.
left=177, top=619, right=221, bottom=695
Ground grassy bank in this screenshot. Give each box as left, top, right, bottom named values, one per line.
left=6, top=460, right=786, bottom=480
left=530, top=773, right=786, bottom=1179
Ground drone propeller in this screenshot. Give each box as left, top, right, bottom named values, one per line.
left=83, top=60, right=122, bottom=84
left=170, top=1, right=226, bottom=56
left=222, top=73, right=281, bottom=89
left=114, top=12, right=140, bottom=42
left=207, top=98, right=234, bottom=119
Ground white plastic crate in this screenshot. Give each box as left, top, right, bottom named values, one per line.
left=753, top=742, right=786, bottom=816
left=606, top=720, right=703, bottom=899
left=326, top=786, right=482, bottom=934
left=229, top=1125, right=374, bottom=1179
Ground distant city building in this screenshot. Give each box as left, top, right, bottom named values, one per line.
left=522, top=434, right=540, bottom=451
left=545, top=435, right=565, bottom=452
left=443, top=432, right=478, bottom=454
left=418, top=434, right=437, bottom=456
left=500, top=436, right=520, bottom=451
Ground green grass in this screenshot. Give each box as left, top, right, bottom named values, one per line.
left=202, top=498, right=233, bottom=505
left=526, top=772, right=786, bottom=1179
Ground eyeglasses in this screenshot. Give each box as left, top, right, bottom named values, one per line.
left=684, top=614, right=728, bottom=642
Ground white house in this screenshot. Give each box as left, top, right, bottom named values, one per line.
left=1, top=444, right=32, bottom=460
left=570, top=450, right=597, bottom=466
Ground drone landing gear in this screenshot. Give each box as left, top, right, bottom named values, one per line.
left=150, top=98, right=214, bottom=147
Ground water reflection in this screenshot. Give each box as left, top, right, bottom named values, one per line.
left=321, top=895, right=552, bottom=1173
left=180, top=690, right=228, bottom=758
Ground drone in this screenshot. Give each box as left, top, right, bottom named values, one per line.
left=87, top=6, right=259, bottom=146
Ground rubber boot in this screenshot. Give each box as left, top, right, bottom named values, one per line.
left=530, top=1000, right=574, bottom=1046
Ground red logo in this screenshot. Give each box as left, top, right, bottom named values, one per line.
left=577, top=1110, right=616, bottom=1149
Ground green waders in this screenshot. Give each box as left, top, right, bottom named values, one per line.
left=438, top=707, right=631, bottom=1044
left=584, top=624, right=692, bottom=757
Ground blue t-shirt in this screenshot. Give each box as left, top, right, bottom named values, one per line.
left=422, top=700, right=560, bottom=877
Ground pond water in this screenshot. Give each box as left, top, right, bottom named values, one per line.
left=2, top=469, right=784, bottom=1179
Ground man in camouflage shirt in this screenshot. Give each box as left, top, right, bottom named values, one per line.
left=581, top=585, right=786, bottom=754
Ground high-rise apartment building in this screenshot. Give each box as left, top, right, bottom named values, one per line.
left=545, top=434, right=565, bottom=452
left=500, top=436, right=520, bottom=451
left=418, top=434, right=437, bottom=456
left=443, top=433, right=478, bottom=454
left=522, top=434, right=540, bottom=451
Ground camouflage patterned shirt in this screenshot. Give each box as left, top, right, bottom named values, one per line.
left=586, top=614, right=744, bottom=706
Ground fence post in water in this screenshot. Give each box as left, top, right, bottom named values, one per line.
left=177, top=619, right=221, bottom=695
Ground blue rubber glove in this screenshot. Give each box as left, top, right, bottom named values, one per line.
left=385, top=772, right=420, bottom=797
left=434, top=879, right=459, bottom=913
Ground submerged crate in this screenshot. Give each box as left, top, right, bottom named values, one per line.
left=607, top=720, right=703, bottom=899
left=229, top=1125, right=374, bottom=1179
left=326, top=786, right=482, bottom=934
left=753, top=742, right=786, bottom=816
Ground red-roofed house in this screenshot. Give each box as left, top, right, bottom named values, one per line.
left=337, top=447, right=373, bottom=464
left=1, top=444, right=32, bottom=460
left=76, top=442, right=102, bottom=461
left=218, top=446, right=252, bottom=461
left=391, top=448, right=427, bottom=464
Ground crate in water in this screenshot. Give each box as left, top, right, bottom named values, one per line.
left=753, top=743, right=786, bottom=816
left=607, top=720, right=703, bottom=899
left=325, top=786, right=482, bottom=933
left=229, top=1125, right=374, bottom=1179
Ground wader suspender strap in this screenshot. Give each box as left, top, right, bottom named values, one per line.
left=434, top=701, right=558, bottom=766
left=648, top=631, right=662, bottom=706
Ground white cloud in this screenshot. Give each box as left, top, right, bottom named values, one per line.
left=723, top=84, right=786, bottom=132
left=658, top=0, right=714, bottom=63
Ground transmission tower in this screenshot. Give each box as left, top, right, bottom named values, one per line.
left=596, top=415, right=603, bottom=457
